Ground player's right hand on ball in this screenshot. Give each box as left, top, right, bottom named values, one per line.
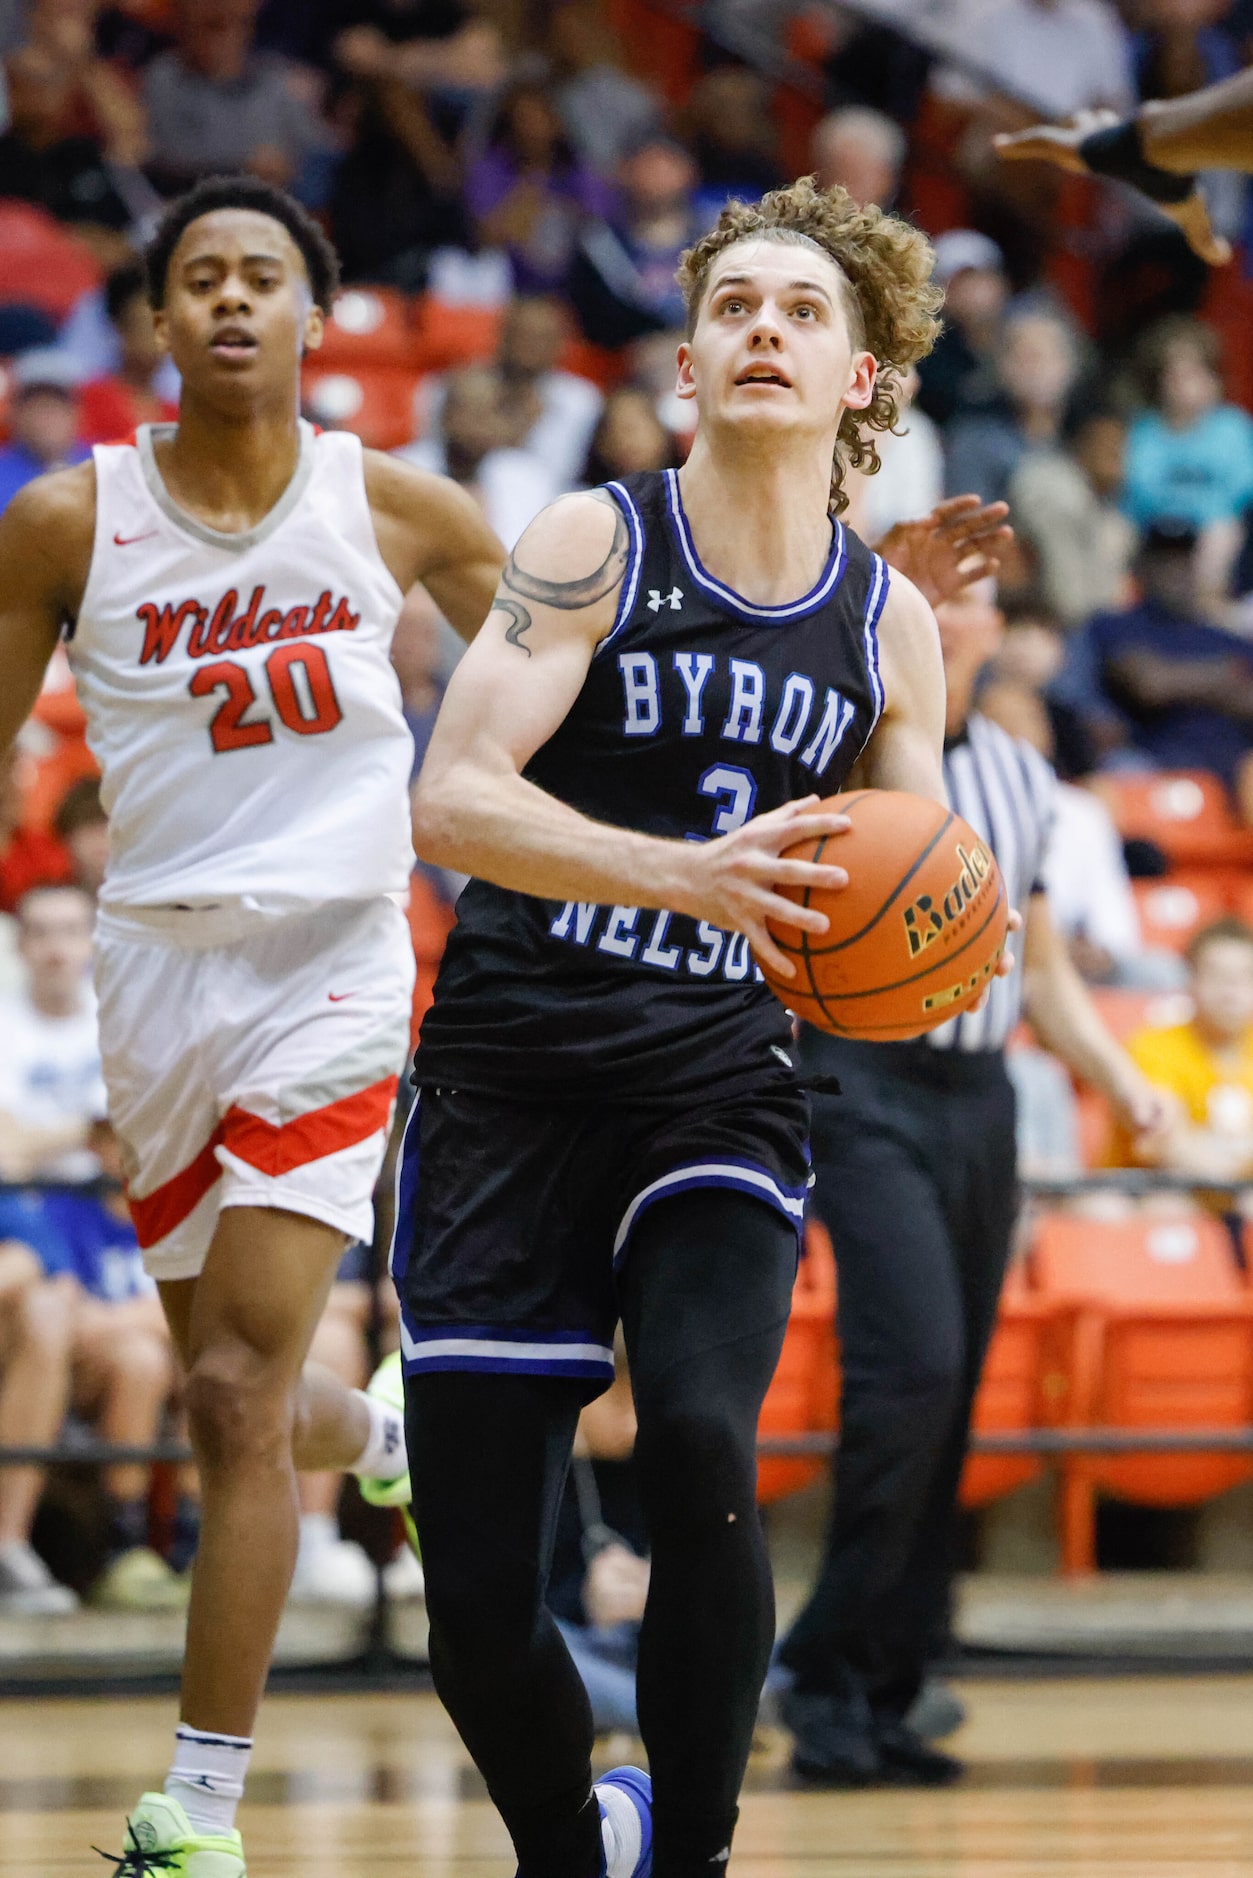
left=685, top=795, right=849, bottom=981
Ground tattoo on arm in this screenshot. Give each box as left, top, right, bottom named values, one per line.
left=493, top=597, right=533, bottom=657
left=502, top=498, right=630, bottom=611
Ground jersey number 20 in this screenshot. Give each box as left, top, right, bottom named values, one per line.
left=189, top=644, right=343, bottom=753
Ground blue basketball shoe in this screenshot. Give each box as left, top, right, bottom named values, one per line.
left=595, top=1765, right=653, bottom=1878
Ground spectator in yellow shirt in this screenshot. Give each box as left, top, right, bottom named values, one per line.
left=1113, top=917, right=1253, bottom=1191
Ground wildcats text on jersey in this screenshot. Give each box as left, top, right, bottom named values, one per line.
left=138, top=584, right=360, bottom=665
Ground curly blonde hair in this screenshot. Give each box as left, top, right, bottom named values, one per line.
left=677, top=176, right=943, bottom=515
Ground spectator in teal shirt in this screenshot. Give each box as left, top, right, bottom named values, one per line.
left=1124, top=317, right=1253, bottom=533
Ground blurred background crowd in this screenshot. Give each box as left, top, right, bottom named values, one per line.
left=4, top=0, right=1253, bottom=1638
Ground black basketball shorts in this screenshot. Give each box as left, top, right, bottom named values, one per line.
left=389, top=1083, right=811, bottom=1392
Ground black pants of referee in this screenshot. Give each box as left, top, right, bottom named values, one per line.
left=778, top=1032, right=1019, bottom=1723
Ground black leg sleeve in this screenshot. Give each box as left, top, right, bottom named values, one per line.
left=618, top=1190, right=798, bottom=1878
left=405, top=1371, right=604, bottom=1878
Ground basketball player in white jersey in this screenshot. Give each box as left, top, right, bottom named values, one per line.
left=0, top=176, right=502, bottom=1877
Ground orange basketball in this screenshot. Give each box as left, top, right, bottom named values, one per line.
left=758, top=790, right=1009, bottom=1040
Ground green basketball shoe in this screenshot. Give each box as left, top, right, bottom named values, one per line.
left=357, top=1350, right=412, bottom=1509
left=94, top=1793, right=244, bottom=1875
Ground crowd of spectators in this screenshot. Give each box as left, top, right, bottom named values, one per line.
left=5, top=0, right=1253, bottom=1613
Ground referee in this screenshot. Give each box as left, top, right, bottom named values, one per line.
left=776, top=580, right=1170, bottom=1786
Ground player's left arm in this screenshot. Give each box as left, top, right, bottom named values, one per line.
left=1021, top=890, right=1172, bottom=1144
left=849, top=570, right=947, bottom=804
left=362, top=451, right=505, bottom=644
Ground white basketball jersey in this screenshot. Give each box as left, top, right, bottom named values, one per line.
left=70, top=422, right=415, bottom=921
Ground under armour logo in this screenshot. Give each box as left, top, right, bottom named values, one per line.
left=647, top=587, right=683, bottom=612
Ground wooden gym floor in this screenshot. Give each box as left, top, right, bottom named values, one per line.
left=4, top=1678, right=1252, bottom=1876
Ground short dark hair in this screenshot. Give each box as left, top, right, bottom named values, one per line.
left=54, top=775, right=106, bottom=840
left=144, top=175, right=340, bottom=312
left=104, top=259, right=149, bottom=327
left=1186, top=914, right=1253, bottom=969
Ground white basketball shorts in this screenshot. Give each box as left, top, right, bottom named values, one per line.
left=94, top=897, right=416, bottom=1281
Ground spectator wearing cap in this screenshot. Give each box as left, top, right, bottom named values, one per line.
left=1055, top=520, right=1253, bottom=817
left=568, top=134, right=704, bottom=349
left=914, top=230, right=1008, bottom=429
left=0, top=350, right=89, bottom=516
left=143, top=0, right=331, bottom=196
left=944, top=303, right=1083, bottom=507
left=77, top=261, right=180, bottom=445
left=810, top=106, right=905, bottom=209
left=1124, top=317, right=1253, bottom=536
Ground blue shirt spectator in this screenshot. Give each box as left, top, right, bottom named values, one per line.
left=1124, top=405, right=1253, bottom=534
left=1123, top=316, right=1253, bottom=532
left=0, top=1186, right=149, bottom=1303
left=0, top=351, right=90, bottom=516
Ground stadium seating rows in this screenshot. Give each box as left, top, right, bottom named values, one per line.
left=761, top=1211, right=1253, bottom=1576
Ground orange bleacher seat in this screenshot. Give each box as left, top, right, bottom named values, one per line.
left=556, top=337, right=624, bottom=393
left=1075, top=1086, right=1115, bottom=1169
left=1099, top=770, right=1253, bottom=868
left=960, top=1264, right=1054, bottom=1508
left=1132, top=871, right=1230, bottom=954
left=316, top=288, right=424, bottom=371
left=302, top=363, right=424, bottom=453
left=757, top=1218, right=839, bottom=1504
left=1029, top=1210, right=1253, bottom=1573
left=0, top=201, right=99, bottom=321
left=411, top=298, right=503, bottom=374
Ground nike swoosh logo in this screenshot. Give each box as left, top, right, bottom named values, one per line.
left=113, top=529, right=159, bottom=546
left=328, top=991, right=358, bottom=1002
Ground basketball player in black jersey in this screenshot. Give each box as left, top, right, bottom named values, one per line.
left=391, top=178, right=1004, bottom=1878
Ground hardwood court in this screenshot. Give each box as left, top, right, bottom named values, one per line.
left=4, top=1678, right=1252, bottom=1877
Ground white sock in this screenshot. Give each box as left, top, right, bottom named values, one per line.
left=348, top=1388, right=406, bottom=1481
left=165, top=1724, right=252, bottom=1836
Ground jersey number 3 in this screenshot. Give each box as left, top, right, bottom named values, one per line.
left=189, top=644, right=343, bottom=753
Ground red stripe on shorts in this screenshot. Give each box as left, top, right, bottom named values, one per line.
left=221, top=1075, right=399, bottom=1178
left=128, top=1129, right=225, bottom=1249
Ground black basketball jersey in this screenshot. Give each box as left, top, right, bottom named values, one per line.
left=415, top=467, right=890, bottom=1102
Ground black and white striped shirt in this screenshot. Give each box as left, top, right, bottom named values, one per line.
left=929, top=712, right=1056, bottom=1054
